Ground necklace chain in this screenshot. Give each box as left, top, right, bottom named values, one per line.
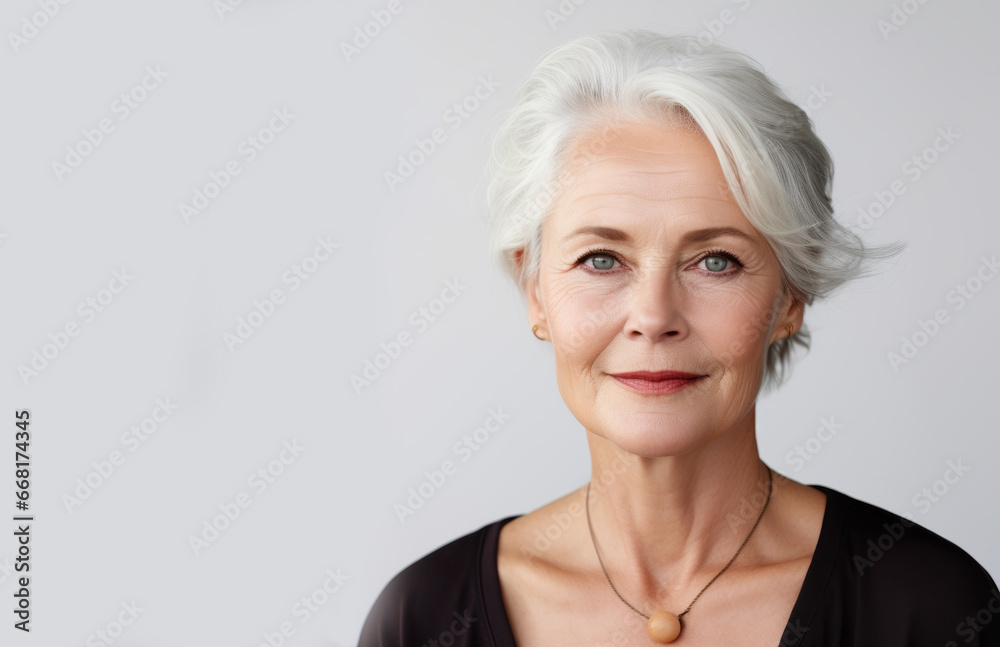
left=584, top=465, right=773, bottom=621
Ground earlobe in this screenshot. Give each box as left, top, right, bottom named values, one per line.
left=783, top=296, right=805, bottom=341
left=772, top=287, right=805, bottom=343
left=523, top=282, right=549, bottom=342
left=515, top=247, right=549, bottom=341
left=526, top=277, right=548, bottom=340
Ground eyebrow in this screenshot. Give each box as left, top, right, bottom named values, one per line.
left=560, top=225, right=756, bottom=245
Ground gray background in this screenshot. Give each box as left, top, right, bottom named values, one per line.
left=1, top=0, right=997, bottom=644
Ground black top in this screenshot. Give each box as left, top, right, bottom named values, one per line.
left=358, top=485, right=999, bottom=646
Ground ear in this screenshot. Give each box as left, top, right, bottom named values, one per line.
left=514, top=248, right=548, bottom=340
left=771, top=284, right=805, bottom=344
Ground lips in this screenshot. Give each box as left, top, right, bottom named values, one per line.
left=608, top=370, right=705, bottom=395
left=608, top=370, right=702, bottom=380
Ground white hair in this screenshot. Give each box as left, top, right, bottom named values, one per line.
left=485, top=28, right=906, bottom=393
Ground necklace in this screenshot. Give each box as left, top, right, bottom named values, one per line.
left=585, top=466, right=773, bottom=643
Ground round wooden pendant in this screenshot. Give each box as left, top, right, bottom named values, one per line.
left=648, top=610, right=682, bottom=643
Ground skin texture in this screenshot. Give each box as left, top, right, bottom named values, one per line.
left=498, top=118, right=827, bottom=646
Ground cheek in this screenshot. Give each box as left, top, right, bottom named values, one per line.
left=697, top=286, right=779, bottom=369
left=544, top=275, right=624, bottom=355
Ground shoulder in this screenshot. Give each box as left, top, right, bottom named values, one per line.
left=816, top=485, right=999, bottom=635
left=357, top=516, right=516, bottom=647
left=820, top=485, right=991, bottom=579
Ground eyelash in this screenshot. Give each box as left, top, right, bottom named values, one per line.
left=575, top=247, right=745, bottom=276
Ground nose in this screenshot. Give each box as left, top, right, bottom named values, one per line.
left=623, top=269, right=688, bottom=342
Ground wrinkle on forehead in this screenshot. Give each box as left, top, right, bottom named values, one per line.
left=554, top=122, right=738, bottom=213
left=552, top=166, right=742, bottom=231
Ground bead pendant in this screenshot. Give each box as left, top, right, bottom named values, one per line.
left=648, top=610, right=682, bottom=643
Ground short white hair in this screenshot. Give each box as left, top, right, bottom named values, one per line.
left=485, top=28, right=906, bottom=393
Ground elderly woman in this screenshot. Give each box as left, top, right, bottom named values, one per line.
left=359, top=30, right=998, bottom=646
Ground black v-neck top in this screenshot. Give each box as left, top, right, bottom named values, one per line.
left=358, top=485, right=999, bottom=646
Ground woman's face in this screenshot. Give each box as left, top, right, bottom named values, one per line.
left=521, top=119, right=804, bottom=457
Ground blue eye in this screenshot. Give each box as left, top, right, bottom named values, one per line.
left=702, top=254, right=731, bottom=272
left=574, top=247, right=744, bottom=276
left=576, top=248, right=621, bottom=271
left=697, top=249, right=744, bottom=275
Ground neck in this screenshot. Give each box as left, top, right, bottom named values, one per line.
left=583, top=415, right=772, bottom=608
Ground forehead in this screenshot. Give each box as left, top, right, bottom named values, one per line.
left=549, top=120, right=742, bottom=229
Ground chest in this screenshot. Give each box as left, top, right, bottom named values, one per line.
left=497, top=558, right=812, bottom=647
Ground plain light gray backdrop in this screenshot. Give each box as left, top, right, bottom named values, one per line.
left=1, top=0, right=997, bottom=644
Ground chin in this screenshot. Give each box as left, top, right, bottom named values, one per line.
left=594, top=412, right=712, bottom=458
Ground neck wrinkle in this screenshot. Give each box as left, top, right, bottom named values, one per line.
left=584, top=425, right=771, bottom=608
